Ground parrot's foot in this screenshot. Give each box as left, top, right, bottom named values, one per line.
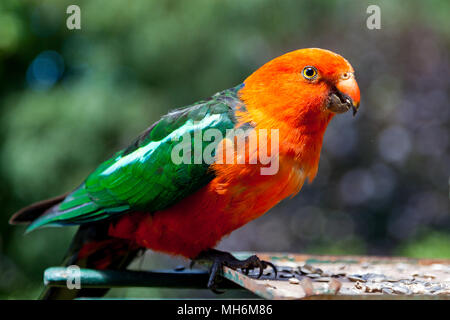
left=192, top=249, right=277, bottom=294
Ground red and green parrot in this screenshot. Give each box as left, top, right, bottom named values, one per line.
left=10, top=48, right=360, bottom=299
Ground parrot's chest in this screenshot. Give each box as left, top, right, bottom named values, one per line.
left=125, top=157, right=306, bottom=258
left=222, top=158, right=306, bottom=223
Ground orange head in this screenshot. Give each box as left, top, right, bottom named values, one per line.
left=239, top=48, right=360, bottom=129
left=237, top=48, right=361, bottom=182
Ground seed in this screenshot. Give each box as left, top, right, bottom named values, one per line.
left=289, top=277, right=300, bottom=284
left=410, top=284, right=426, bottom=294
left=392, top=285, right=410, bottom=295
left=365, top=284, right=382, bottom=293
left=355, top=281, right=364, bottom=290
left=314, top=277, right=331, bottom=282
left=362, top=273, right=386, bottom=282
left=299, top=265, right=314, bottom=274
left=279, top=267, right=294, bottom=273
left=385, top=277, right=398, bottom=282
left=429, top=285, right=443, bottom=293
left=315, top=268, right=324, bottom=275
left=432, top=289, right=450, bottom=295
left=348, top=275, right=366, bottom=282
left=382, top=288, right=394, bottom=295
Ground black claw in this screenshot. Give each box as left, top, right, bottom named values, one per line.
left=257, top=268, right=263, bottom=278
left=194, top=249, right=279, bottom=293
left=206, top=261, right=225, bottom=294
left=264, top=261, right=278, bottom=279
left=207, top=261, right=220, bottom=289
left=211, top=287, right=225, bottom=294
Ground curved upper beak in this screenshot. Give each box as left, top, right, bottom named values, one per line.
left=327, top=77, right=361, bottom=116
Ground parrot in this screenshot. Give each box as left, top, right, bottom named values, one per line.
left=10, top=48, right=360, bottom=299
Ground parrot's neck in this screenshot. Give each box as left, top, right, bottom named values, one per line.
left=236, top=98, right=333, bottom=183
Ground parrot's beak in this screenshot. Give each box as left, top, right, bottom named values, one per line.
left=327, top=77, right=360, bottom=116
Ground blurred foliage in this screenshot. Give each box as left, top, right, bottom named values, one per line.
left=0, top=0, right=448, bottom=299
left=397, top=231, right=450, bottom=259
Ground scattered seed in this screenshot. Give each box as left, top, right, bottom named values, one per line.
left=279, top=267, right=294, bottom=273
left=392, top=285, right=410, bottom=295
left=299, top=267, right=309, bottom=274
left=314, top=277, right=331, bottom=282
left=279, top=273, right=293, bottom=278
left=429, top=285, right=443, bottom=293
left=362, top=273, right=386, bottom=282
left=234, top=257, right=449, bottom=297
left=398, top=278, right=414, bottom=284
left=382, top=287, right=394, bottom=295
left=315, top=268, right=324, bottom=275
left=432, top=289, right=450, bottom=295
left=365, top=284, right=382, bottom=293
left=299, top=265, right=314, bottom=274
left=384, top=277, right=399, bottom=282
left=355, top=281, right=364, bottom=290
left=348, top=275, right=366, bottom=282
left=410, top=284, right=426, bottom=294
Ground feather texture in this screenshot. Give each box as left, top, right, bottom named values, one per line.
left=27, top=85, right=243, bottom=231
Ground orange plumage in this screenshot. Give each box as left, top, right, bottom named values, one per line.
left=110, top=48, right=361, bottom=258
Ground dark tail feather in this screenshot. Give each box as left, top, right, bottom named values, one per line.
left=9, top=194, right=68, bottom=225
left=40, top=222, right=141, bottom=300
left=11, top=195, right=141, bottom=299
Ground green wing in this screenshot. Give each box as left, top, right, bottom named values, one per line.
left=27, top=85, right=244, bottom=232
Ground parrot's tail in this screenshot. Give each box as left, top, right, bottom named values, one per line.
left=40, top=222, right=142, bottom=300
left=9, top=194, right=68, bottom=225
left=10, top=196, right=142, bottom=300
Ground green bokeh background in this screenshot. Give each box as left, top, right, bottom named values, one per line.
left=0, top=0, right=448, bottom=299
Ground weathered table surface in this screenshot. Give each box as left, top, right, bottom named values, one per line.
left=44, top=252, right=450, bottom=299
left=221, top=253, right=450, bottom=299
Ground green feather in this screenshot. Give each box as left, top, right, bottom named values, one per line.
left=27, top=84, right=244, bottom=231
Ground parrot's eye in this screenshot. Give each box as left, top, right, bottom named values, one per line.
left=342, top=72, right=351, bottom=80
left=302, top=66, right=318, bottom=80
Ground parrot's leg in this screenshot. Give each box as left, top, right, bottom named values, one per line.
left=192, top=249, right=277, bottom=293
